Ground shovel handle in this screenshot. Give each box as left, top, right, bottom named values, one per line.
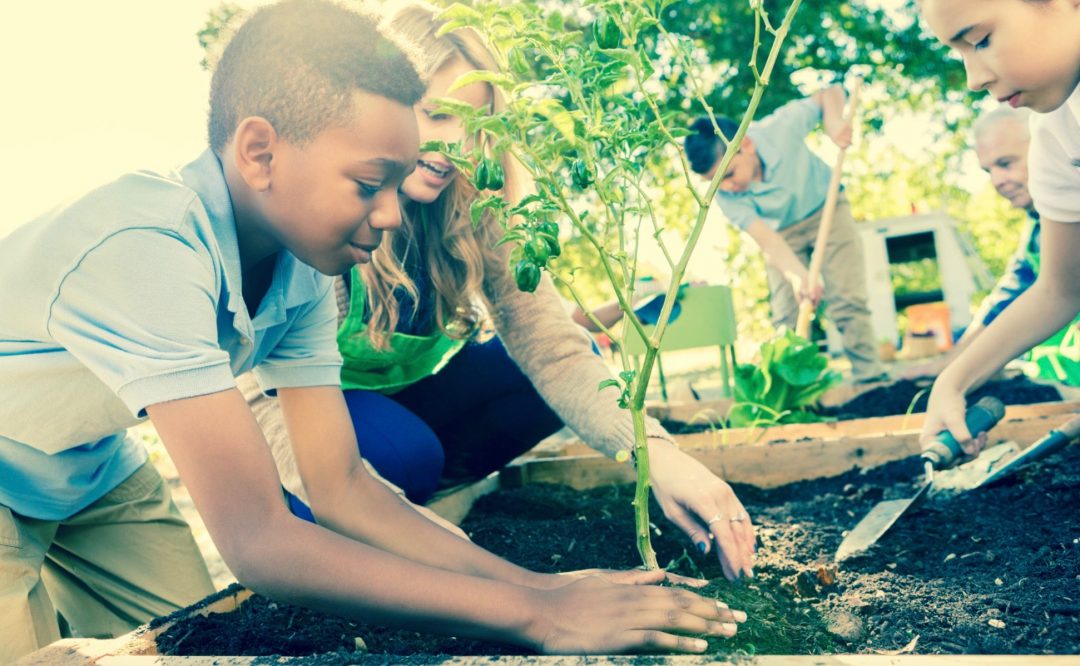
left=1056, top=414, right=1080, bottom=442
left=795, top=76, right=863, bottom=339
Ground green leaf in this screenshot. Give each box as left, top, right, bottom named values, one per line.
left=470, top=196, right=505, bottom=226
left=532, top=99, right=579, bottom=145
left=598, top=379, right=620, bottom=392
left=448, top=70, right=517, bottom=94
left=435, top=4, right=483, bottom=32
left=494, top=231, right=525, bottom=248
left=429, top=96, right=480, bottom=119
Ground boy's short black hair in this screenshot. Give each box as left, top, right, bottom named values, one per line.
left=208, top=0, right=426, bottom=152
left=684, top=116, right=740, bottom=175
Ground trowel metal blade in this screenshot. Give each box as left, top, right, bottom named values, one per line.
left=835, top=483, right=929, bottom=562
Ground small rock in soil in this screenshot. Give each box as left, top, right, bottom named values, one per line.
left=827, top=611, right=866, bottom=642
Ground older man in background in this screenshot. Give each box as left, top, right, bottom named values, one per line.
left=903, top=107, right=1077, bottom=385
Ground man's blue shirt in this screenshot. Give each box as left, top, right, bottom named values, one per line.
left=714, top=97, right=834, bottom=232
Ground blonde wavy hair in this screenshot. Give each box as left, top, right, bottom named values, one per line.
left=360, top=1, right=521, bottom=350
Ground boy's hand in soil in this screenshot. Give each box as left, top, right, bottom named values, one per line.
left=527, top=575, right=746, bottom=654
left=647, top=439, right=756, bottom=581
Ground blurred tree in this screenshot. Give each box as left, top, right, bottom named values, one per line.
left=195, top=0, right=1018, bottom=353
left=196, top=2, right=243, bottom=71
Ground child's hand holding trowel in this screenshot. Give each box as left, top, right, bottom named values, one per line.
left=920, top=382, right=993, bottom=461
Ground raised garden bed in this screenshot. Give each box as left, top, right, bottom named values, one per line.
left=654, top=375, right=1073, bottom=435
left=510, top=400, right=1080, bottom=491
left=145, top=441, right=1079, bottom=659
left=20, top=403, right=1078, bottom=665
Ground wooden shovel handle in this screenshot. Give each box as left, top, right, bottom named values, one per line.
left=795, top=77, right=863, bottom=339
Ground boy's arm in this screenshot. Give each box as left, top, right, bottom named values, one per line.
left=275, top=383, right=550, bottom=587
left=148, top=387, right=737, bottom=653
left=239, top=373, right=467, bottom=539
left=147, top=388, right=537, bottom=642
left=744, top=219, right=823, bottom=306
left=922, top=218, right=1080, bottom=447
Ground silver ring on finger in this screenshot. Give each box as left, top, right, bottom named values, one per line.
left=729, top=512, right=749, bottom=523
left=706, top=513, right=725, bottom=525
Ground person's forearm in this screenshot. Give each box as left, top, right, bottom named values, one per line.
left=149, top=390, right=543, bottom=648
left=573, top=300, right=624, bottom=331
left=311, top=468, right=548, bottom=589
left=237, top=509, right=541, bottom=648
left=747, top=223, right=806, bottom=281
left=937, top=280, right=1079, bottom=394
left=818, top=85, right=846, bottom=127
left=938, top=219, right=1080, bottom=393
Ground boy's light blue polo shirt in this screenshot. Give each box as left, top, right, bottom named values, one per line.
left=715, top=97, right=834, bottom=232
left=0, top=149, right=343, bottom=520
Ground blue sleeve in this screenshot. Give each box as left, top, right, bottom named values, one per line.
left=253, top=276, right=343, bottom=391
left=757, top=96, right=822, bottom=143
left=715, top=195, right=759, bottom=231
left=46, top=228, right=236, bottom=417
left=973, top=254, right=1037, bottom=327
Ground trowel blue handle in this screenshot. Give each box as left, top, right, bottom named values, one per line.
left=922, top=396, right=1006, bottom=470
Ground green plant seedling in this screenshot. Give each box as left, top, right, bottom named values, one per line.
left=433, top=0, right=803, bottom=568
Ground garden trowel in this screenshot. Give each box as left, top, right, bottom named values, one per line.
left=834, top=397, right=1006, bottom=562
left=969, top=413, right=1080, bottom=489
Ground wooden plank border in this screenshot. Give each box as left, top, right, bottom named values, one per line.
left=506, top=404, right=1079, bottom=490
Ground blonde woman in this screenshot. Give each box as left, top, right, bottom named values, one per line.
left=252, top=2, right=756, bottom=582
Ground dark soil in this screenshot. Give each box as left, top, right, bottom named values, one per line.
left=660, top=376, right=1062, bottom=434
left=156, top=444, right=1079, bottom=660
left=821, top=375, right=1062, bottom=421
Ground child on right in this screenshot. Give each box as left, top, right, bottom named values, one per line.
left=916, top=0, right=1080, bottom=452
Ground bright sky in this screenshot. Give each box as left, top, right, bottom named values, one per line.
left=0, top=1, right=272, bottom=237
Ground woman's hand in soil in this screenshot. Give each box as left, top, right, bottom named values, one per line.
left=526, top=575, right=745, bottom=654
left=647, top=440, right=756, bottom=581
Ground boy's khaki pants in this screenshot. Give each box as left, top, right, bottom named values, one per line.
left=764, top=193, right=885, bottom=380
left=0, top=461, right=216, bottom=663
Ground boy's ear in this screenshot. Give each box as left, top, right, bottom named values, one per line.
left=231, top=117, right=278, bottom=193
left=741, top=136, right=755, bottom=153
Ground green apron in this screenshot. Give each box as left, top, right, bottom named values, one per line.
left=337, top=268, right=465, bottom=394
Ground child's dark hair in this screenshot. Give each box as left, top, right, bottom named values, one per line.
left=208, top=0, right=426, bottom=153
left=684, top=116, right=739, bottom=175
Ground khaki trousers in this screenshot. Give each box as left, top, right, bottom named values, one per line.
left=764, top=193, right=885, bottom=379
left=0, top=461, right=215, bottom=663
